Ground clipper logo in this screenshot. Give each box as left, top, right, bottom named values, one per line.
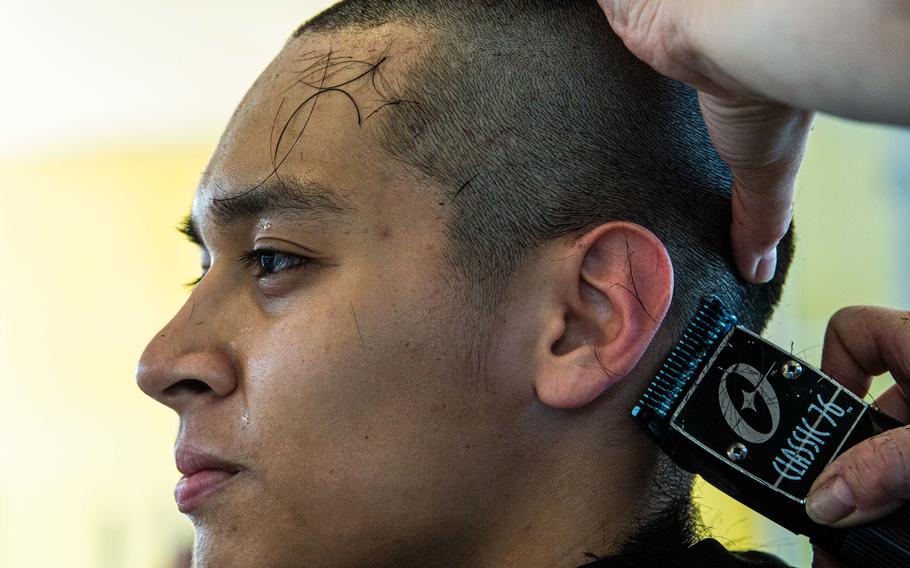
left=718, top=363, right=781, bottom=444
left=772, top=394, right=846, bottom=482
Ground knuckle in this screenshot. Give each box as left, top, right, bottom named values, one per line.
left=828, top=306, right=866, bottom=330
left=873, top=435, right=908, bottom=496
left=619, top=2, right=688, bottom=71
left=757, top=226, right=789, bottom=249
left=840, top=434, right=909, bottom=501
left=731, top=195, right=792, bottom=242
left=731, top=216, right=787, bottom=251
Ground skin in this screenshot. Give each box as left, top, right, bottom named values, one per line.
left=596, top=3, right=910, bottom=565
left=137, top=25, right=679, bottom=568
left=598, top=0, right=910, bottom=284
left=597, top=0, right=814, bottom=285
left=806, top=307, right=910, bottom=568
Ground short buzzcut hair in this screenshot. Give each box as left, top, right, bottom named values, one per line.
left=294, top=0, right=794, bottom=332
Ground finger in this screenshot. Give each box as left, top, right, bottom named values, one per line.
left=805, top=425, right=910, bottom=527
left=730, top=176, right=794, bottom=284
left=726, top=106, right=811, bottom=283
left=597, top=0, right=729, bottom=95
left=596, top=0, right=631, bottom=30
left=806, top=307, right=910, bottom=526
left=596, top=0, right=618, bottom=20
left=697, top=94, right=812, bottom=284
left=821, top=306, right=910, bottom=398
left=876, top=383, right=910, bottom=424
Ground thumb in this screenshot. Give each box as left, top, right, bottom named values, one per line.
left=697, top=93, right=812, bottom=283
left=730, top=174, right=795, bottom=284
left=805, top=426, right=910, bottom=527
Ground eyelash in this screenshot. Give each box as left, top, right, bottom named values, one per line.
left=238, top=248, right=310, bottom=277
left=184, top=249, right=310, bottom=288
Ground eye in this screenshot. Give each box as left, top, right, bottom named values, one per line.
left=184, top=251, right=211, bottom=289
left=238, top=248, right=310, bottom=277
left=184, top=272, right=207, bottom=288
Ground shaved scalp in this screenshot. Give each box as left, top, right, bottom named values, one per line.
left=295, top=0, right=794, bottom=331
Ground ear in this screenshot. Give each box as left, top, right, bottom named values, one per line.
left=535, top=222, right=673, bottom=409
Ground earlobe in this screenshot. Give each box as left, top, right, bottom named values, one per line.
left=535, top=223, right=674, bottom=409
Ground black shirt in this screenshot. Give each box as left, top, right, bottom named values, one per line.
left=578, top=538, right=795, bottom=568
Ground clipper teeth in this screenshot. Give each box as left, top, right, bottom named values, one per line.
left=632, top=296, right=737, bottom=419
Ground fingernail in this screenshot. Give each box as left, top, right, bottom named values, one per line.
left=806, top=476, right=856, bottom=524
left=752, top=249, right=777, bottom=283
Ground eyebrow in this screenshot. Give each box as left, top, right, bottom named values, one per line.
left=178, top=177, right=355, bottom=247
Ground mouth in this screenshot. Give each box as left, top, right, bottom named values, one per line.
left=174, top=446, right=244, bottom=513
left=175, top=469, right=240, bottom=513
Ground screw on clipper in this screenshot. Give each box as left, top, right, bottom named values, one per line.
left=726, top=442, right=748, bottom=462
left=781, top=360, right=803, bottom=380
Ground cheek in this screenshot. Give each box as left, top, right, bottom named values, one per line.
left=241, top=294, right=459, bottom=475
left=229, top=284, right=537, bottom=551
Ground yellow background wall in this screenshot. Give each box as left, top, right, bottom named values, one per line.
left=1, top=2, right=907, bottom=567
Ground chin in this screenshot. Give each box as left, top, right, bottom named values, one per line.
left=189, top=508, right=268, bottom=567
left=190, top=506, right=324, bottom=568
left=185, top=478, right=283, bottom=566
left=192, top=528, right=283, bottom=568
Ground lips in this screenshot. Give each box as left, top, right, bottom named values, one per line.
left=174, top=446, right=243, bottom=513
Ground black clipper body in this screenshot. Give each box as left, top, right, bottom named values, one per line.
left=633, top=296, right=910, bottom=567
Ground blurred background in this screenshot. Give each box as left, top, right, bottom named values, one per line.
left=0, top=1, right=907, bottom=567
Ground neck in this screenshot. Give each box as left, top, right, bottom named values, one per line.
left=462, top=413, right=694, bottom=568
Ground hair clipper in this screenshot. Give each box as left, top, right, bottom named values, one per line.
left=632, top=296, right=910, bottom=567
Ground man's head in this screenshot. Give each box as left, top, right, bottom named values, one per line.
left=137, top=1, right=792, bottom=567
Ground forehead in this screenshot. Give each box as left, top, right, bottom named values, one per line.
left=195, top=24, right=431, bottom=224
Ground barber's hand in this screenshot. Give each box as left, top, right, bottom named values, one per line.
left=805, top=307, right=910, bottom=567
left=597, top=0, right=813, bottom=283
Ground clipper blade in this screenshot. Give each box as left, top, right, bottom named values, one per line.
left=631, top=295, right=737, bottom=421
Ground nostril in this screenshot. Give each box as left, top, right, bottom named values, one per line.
left=163, top=378, right=211, bottom=397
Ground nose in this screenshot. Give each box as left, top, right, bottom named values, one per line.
left=136, top=288, right=239, bottom=414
